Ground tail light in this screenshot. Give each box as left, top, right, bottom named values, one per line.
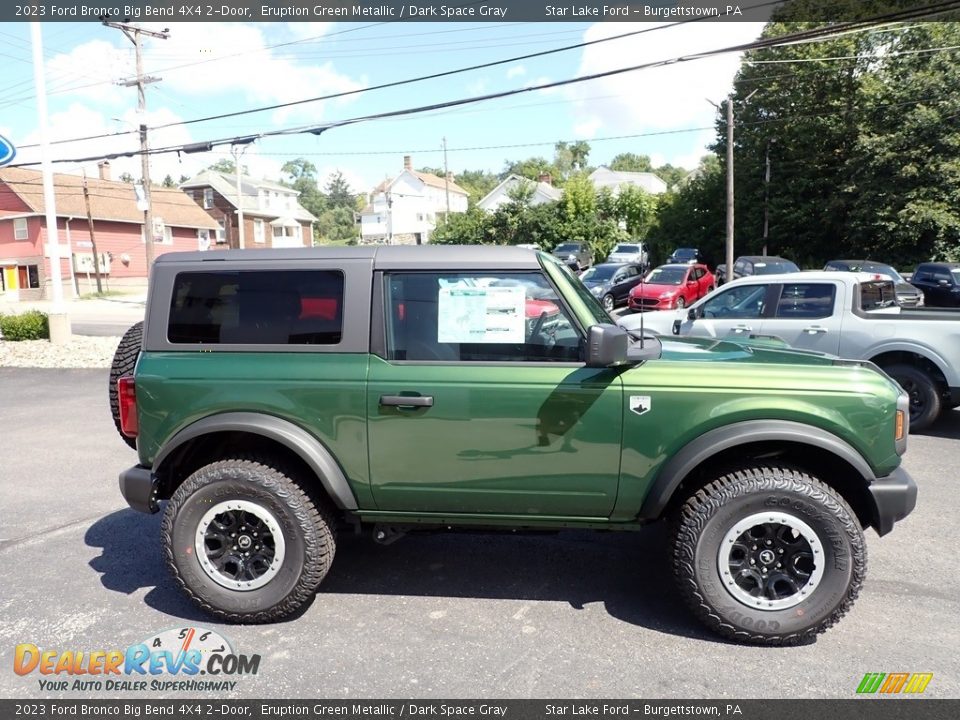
left=118, top=376, right=138, bottom=438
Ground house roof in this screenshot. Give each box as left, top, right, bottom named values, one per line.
left=371, top=169, right=469, bottom=197
left=588, top=167, right=668, bottom=194
left=477, top=174, right=562, bottom=209
left=179, top=169, right=318, bottom=222
left=0, top=167, right=219, bottom=229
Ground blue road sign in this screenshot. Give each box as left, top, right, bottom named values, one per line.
left=0, top=135, right=16, bottom=167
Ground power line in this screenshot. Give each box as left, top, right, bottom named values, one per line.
left=9, top=2, right=958, bottom=169
left=13, top=18, right=704, bottom=151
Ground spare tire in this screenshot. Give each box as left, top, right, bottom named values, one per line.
left=109, top=321, right=143, bottom=449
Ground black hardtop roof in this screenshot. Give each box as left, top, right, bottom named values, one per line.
left=153, top=245, right=544, bottom=270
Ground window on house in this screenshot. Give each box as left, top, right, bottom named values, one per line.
left=254, top=219, right=265, bottom=244
left=197, top=229, right=211, bottom=251
left=216, top=220, right=227, bottom=244
left=168, top=270, right=345, bottom=345
left=203, top=189, right=214, bottom=209
left=13, top=218, right=28, bottom=240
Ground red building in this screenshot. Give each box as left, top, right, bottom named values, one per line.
left=0, top=163, right=218, bottom=301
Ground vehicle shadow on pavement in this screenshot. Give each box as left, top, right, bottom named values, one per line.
left=322, top=524, right=734, bottom=644
left=85, top=509, right=789, bottom=645
left=84, top=509, right=210, bottom=623
left=915, top=408, right=960, bottom=439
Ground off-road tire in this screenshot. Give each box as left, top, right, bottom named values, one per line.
left=671, top=465, right=866, bottom=645
left=886, top=363, right=940, bottom=432
left=108, top=321, right=143, bottom=449
left=161, top=458, right=336, bottom=623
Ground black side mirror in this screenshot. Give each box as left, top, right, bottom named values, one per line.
left=687, top=307, right=698, bottom=320
left=586, top=324, right=628, bottom=367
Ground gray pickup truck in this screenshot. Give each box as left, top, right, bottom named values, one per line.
left=619, top=271, right=960, bottom=430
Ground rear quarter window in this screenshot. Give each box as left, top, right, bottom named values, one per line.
left=168, top=270, right=344, bottom=345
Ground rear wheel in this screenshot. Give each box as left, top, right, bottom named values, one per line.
left=108, top=321, right=143, bottom=449
left=671, top=465, right=865, bottom=645
left=162, top=458, right=336, bottom=623
left=886, top=363, right=940, bottom=431
left=602, top=293, right=615, bottom=312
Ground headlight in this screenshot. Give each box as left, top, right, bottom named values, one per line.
left=591, top=286, right=603, bottom=295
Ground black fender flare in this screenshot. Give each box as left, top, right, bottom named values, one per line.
left=639, top=420, right=877, bottom=520
left=153, top=412, right=358, bottom=510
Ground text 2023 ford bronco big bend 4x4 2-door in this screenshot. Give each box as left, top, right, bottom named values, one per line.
left=110, top=247, right=916, bottom=645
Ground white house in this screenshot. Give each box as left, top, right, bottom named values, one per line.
left=476, top=174, right=563, bottom=212
left=588, top=167, right=668, bottom=196
left=360, top=156, right=469, bottom=244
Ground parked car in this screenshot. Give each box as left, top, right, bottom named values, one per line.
left=551, top=242, right=592, bottom=271
left=666, top=247, right=704, bottom=264
left=715, top=255, right=800, bottom=285
left=823, top=260, right=924, bottom=307
left=628, top=263, right=715, bottom=311
left=619, top=271, right=960, bottom=430
left=606, top=242, right=649, bottom=269
left=909, top=262, right=960, bottom=307
left=579, top=262, right=645, bottom=312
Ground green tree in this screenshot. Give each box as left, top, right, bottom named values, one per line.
left=161, top=174, right=176, bottom=188
left=281, top=158, right=326, bottom=219
left=502, top=156, right=558, bottom=183
left=455, top=169, right=499, bottom=208
left=325, top=171, right=357, bottom=210
left=648, top=156, right=725, bottom=265
left=119, top=172, right=135, bottom=183
left=616, top=185, right=659, bottom=239
left=314, top=206, right=358, bottom=245
left=654, top=164, right=689, bottom=189
left=432, top=207, right=491, bottom=245
left=610, top=153, right=653, bottom=173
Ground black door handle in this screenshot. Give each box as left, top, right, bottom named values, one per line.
left=379, top=395, right=434, bottom=408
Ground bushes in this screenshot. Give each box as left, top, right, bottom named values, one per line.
left=0, top=310, right=50, bottom=341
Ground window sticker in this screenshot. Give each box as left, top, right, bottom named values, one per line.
left=438, top=286, right=525, bottom=343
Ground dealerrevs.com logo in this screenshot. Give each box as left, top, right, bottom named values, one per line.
left=14, top=627, right=260, bottom=692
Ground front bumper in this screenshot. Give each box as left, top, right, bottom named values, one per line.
left=119, top=465, right=160, bottom=514
left=868, top=466, right=917, bottom=536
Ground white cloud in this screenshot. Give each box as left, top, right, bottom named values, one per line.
left=137, top=23, right=366, bottom=126
left=467, top=78, right=490, bottom=96
left=568, top=22, right=764, bottom=137
left=44, top=40, right=131, bottom=106
left=574, top=118, right=603, bottom=139
left=506, top=65, right=526, bottom=79
left=13, top=103, right=202, bottom=184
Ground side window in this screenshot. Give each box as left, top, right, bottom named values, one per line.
left=775, top=283, right=836, bottom=319
left=702, top=284, right=769, bottom=319
left=384, top=272, right=582, bottom=363
left=933, top=269, right=952, bottom=282
left=624, top=266, right=638, bottom=278
left=168, top=270, right=344, bottom=345
left=691, top=268, right=704, bottom=281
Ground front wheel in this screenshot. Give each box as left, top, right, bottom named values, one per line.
left=162, top=458, right=336, bottom=623
left=886, top=363, right=940, bottom=432
left=602, top=293, right=615, bottom=312
left=671, top=465, right=866, bottom=645
left=675, top=296, right=686, bottom=309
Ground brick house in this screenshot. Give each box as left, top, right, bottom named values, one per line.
left=179, top=170, right=317, bottom=249
left=0, top=163, right=219, bottom=301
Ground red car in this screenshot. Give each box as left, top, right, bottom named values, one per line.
left=628, top=263, right=715, bottom=311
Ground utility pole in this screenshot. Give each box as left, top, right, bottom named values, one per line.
left=231, top=144, right=249, bottom=249
left=724, top=97, right=734, bottom=283
left=442, top=136, right=451, bottom=217
left=104, top=19, right=169, bottom=268
left=710, top=88, right=756, bottom=283
left=762, top=140, right=771, bottom=256
left=82, top=172, right=103, bottom=294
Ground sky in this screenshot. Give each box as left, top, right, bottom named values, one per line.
left=0, top=20, right=765, bottom=197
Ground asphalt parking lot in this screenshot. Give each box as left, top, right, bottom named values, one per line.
left=1, top=367, right=958, bottom=700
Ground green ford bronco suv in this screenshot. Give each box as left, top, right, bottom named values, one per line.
left=111, top=246, right=916, bottom=645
